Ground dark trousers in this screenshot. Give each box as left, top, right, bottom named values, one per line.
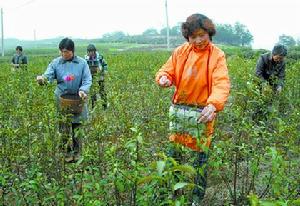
left=99, top=80, right=107, bottom=109
left=192, top=152, right=209, bottom=202
left=91, top=79, right=107, bottom=109
left=168, top=144, right=209, bottom=202
left=59, top=122, right=81, bottom=154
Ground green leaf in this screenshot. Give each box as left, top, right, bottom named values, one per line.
left=116, top=180, right=125, bottom=192
left=137, top=134, right=143, bottom=143
left=75, top=156, right=84, bottom=166
left=73, top=194, right=82, bottom=201
left=157, top=161, right=166, bottom=176
left=137, top=175, right=164, bottom=185
left=288, top=199, right=300, bottom=206
left=130, top=127, right=138, bottom=132
left=175, top=200, right=181, bottom=206
left=248, top=193, right=259, bottom=206
left=172, top=165, right=196, bottom=175
left=173, top=182, right=188, bottom=191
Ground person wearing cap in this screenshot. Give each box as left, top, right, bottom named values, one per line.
left=155, top=13, right=230, bottom=204
left=36, top=38, right=92, bottom=163
left=255, top=44, right=288, bottom=93
left=84, top=44, right=108, bottom=109
left=11, top=46, right=28, bottom=70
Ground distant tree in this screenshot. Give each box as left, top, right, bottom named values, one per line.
left=160, top=25, right=182, bottom=36
left=160, top=27, right=168, bottom=36
left=214, top=22, right=253, bottom=46
left=233, top=22, right=253, bottom=46
left=142, top=28, right=159, bottom=36
left=278, top=34, right=296, bottom=48
left=170, top=24, right=181, bottom=36
left=297, top=38, right=300, bottom=46
left=102, top=31, right=126, bottom=40
left=214, top=24, right=237, bottom=45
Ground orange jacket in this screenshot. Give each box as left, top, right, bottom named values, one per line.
left=155, top=42, right=230, bottom=111
left=156, top=42, right=230, bottom=151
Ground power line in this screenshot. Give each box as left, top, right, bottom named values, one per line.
left=3, top=0, right=36, bottom=11
left=13, top=0, right=36, bottom=9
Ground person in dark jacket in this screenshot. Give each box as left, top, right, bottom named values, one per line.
left=11, top=46, right=28, bottom=70
left=84, top=44, right=108, bottom=109
left=253, top=44, right=287, bottom=122
left=255, top=44, right=287, bottom=93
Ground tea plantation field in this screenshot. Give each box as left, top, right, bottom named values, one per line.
left=0, top=45, right=299, bottom=205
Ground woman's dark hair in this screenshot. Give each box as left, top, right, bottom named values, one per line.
left=16, top=46, right=23, bottom=51
left=87, top=44, right=97, bottom=52
left=181, top=13, right=216, bottom=41
left=59, top=38, right=75, bottom=52
left=272, top=44, right=287, bottom=56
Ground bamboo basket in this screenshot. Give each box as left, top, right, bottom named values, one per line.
left=59, top=94, right=83, bottom=114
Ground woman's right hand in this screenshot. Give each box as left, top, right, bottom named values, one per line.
left=159, top=75, right=171, bottom=87
left=197, top=104, right=216, bottom=123
left=78, top=90, right=88, bottom=100
left=36, top=75, right=46, bottom=85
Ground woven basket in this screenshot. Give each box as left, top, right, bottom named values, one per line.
left=59, top=94, right=83, bottom=114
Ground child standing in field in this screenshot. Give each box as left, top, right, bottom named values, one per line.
left=155, top=13, right=230, bottom=204
left=36, top=38, right=92, bottom=163
left=84, top=44, right=108, bottom=109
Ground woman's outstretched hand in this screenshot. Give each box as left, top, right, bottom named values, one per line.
left=198, top=104, right=216, bottom=123
left=159, top=75, right=171, bottom=87
left=36, top=75, right=46, bottom=85
left=78, top=90, right=88, bottom=100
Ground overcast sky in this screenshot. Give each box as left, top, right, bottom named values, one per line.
left=1, top=0, right=299, bottom=49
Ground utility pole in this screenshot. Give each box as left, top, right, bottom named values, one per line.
left=34, top=29, right=36, bottom=41
left=165, top=0, right=170, bottom=50
left=33, top=29, right=37, bottom=48
left=1, top=8, right=4, bottom=56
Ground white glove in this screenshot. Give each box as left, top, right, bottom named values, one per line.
left=159, top=75, right=171, bottom=87
left=78, top=90, right=88, bottom=100
left=36, top=75, right=46, bottom=85
left=198, top=104, right=216, bottom=123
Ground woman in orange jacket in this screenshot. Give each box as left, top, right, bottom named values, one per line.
left=155, top=13, right=230, bottom=203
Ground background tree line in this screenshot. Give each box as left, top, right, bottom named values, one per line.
left=101, top=22, right=300, bottom=49
left=101, top=22, right=255, bottom=47
left=2, top=21, right=299, bottom=55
